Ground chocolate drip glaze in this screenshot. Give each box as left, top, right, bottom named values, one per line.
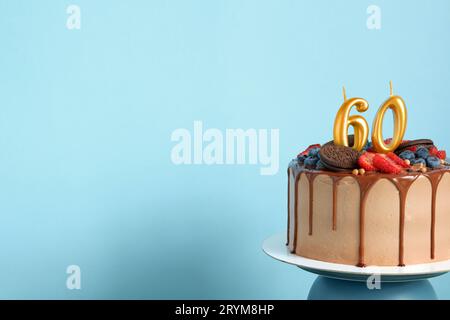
left=288, top=161, right=450, bottom=267
left=331, top=177, right=342, bottom=231
left=424, top=173, right=445, bottom=259
left=355, top=178, right=376, bottom=267
left=305, top=173, right=317, bottom=236
left=292, top=172, right=301, bottom=253
left=388, top=176, right=420, bottom=266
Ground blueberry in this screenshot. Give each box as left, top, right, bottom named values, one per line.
left=297, top=154, right=306, bottom=164
left=315, top=160, right=326, bottom=170
left=363, top=141, right=373, bottom=151
left=416, top=147, right=429, bottom=159
left=427, top=156, right=441, bottom=169
left=411, top=158, right=426, bottom=166
left=399, top=150, right=415, bottom=161
left=308, top=147, right=320, bottom=158
left=304, top=156, right=319, bottom=168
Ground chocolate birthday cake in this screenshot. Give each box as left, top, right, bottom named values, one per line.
left=287, top=87, right=450, bottom=267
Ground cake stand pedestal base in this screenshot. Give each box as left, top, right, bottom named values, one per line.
left=307, top=276, right=437, bottom=300
left=263, top=233, right=450, bottom=300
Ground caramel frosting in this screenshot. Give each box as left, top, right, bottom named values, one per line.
left=287, top=160, right=450, bottom=267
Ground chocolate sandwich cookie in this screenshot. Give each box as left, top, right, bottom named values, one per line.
left=395, top=139, right=434, bottom=154
left=319, top=140, right=361, bottom=172
left=321, top=160, right=353, bottom=172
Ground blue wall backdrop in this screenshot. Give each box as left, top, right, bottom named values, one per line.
left=0, top=0, right=450, bottom=299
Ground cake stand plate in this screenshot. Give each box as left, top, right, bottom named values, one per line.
left=263, top=233, right=450, bottom=282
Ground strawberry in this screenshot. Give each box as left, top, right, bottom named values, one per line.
left=429, top=146, right=439, bottom=156
left=437, top=150, right=447, bottom=160
left=298, top=144, right=321, bottom=157
left=358, top=152, right=377, bottom=171
left=387, top=152, right=410, bottom=168
left=373, top=154, right=402, bottom=174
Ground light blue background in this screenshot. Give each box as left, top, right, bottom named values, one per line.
left=0, top=0, right=449, bottom=299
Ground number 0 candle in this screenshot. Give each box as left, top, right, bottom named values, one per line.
left=371, top=82, right=407, bottom=153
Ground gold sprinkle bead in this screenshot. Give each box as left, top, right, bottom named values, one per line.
left=420, top=167, right=427, bottom=173
left=441, top=159, right=445, bottom=164
left=359, top=168, right=366, bottom=175
left=352, top=169, right=359, bottom=176
left=404, top=159, right=411, bottom=166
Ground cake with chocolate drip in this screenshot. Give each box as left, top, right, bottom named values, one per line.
left=288, top=137, right=450, bottom=267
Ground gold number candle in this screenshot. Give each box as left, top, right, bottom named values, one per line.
left=333, top=87, right=369, bottom=151
left=371, top=82, right=407, bottom=153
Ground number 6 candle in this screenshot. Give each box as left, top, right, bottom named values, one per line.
left=333, top=87, right=370, bottom=151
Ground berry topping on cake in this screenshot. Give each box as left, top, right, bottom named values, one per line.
left=296, top=154, right=306, bottom=164
left=416, top=147, right=430, bottom=159
left=399, top=150, right=415, bottom=161
left=294, top=137, right=445, bottom=174
left=429, top=146, right=439, bottom=156
left=304, top=156, right=319, bottom=169
left=363, top=141, right=373, bottom=152
left=373, top=154, right=402, bottom=174
left=437, top=150, right=447, bottom=160
left=387, top=152, right=411, bottom=168
left=358, top=152, right=377, bottom=171
left=308, top=147, right=320, bottom=158
left=298, top=144, right=321, bottom=157
left=395, top=139, right=434, bottom=156
left=410, top=158, right=426, bottom=166
left=427, top=156, right=441, bottom=169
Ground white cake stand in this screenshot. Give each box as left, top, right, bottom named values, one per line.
left=263, top=233, right=450, bottom=282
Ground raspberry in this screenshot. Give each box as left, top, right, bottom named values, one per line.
left=384, top=138, right=393, bottom=145
left=387, top=152, right=410, bottom=168
left=407, top=146, right=418, bottom=152
left=429, top=146, right=439, bottom=156
left=437, top=150, right=447, bottom=160
left=298, top=144, right=321, bottom=157
left=358, top=152, right=377, bottom=171
left=373, top=154, right=402, bottom=174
